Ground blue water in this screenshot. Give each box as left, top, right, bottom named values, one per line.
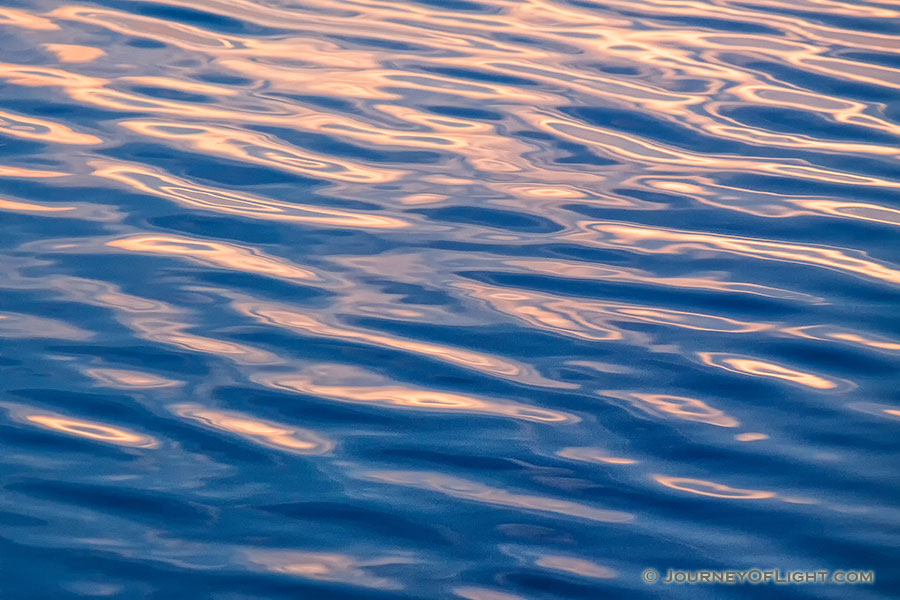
left=0, top=0, right=898, bottom=598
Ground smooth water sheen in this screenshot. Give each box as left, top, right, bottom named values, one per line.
left=1, top=0, right=898, bottom=598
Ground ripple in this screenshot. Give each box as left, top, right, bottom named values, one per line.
left=0, top=0, right=897, bottom=597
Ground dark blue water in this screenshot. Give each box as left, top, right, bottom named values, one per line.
left=0, top=0, right=898, bottom=598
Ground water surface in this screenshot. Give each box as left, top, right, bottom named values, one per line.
left=0, top=0, right=898, bottom=598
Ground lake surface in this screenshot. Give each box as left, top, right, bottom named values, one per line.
left=0, top=0, right=898, bottom=598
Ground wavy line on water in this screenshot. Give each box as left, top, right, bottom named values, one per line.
left=254, top=364, right=577, bottom=423
left=234, top=299, right=575, bottom=390
left=569, top=221, right=900, bottom=288
left=172, top=404, right=335, bottom=455
left=362, top=470, right=634, bottom=523
left=91, top=161, right=410, bottom=229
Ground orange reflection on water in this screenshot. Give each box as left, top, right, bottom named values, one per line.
left=0, top=198, right=74, bottom=213
left=454, top=587, right=526, bottom=600
left=92, top=162, right=408, bottom=229
left=655, top=476, right=776, bottom=500
left=121, top=76, right=238, bottom=97
left=782, top=325, right=900, bottom=354
left=43, top=44, right=105, bottom=63
left=536, top=555, right=617, bottom=579
left=237, top=302, right=572, bottom=389
left=0, top=311, right=91, bottom=340
left=85, top=368, right=181, bottom=389
left=53, top=277, right=170, bottom=314
left=366, top=470, right=634, bottom=523
left=0, top=109, right=101, bottom=144
left=129, top=316, right=280, bottom=365
left=255, top=368, right=575, bottom=424
left=698, top=352, right=846, bottom=391
left=0, top=61, right=105, bottom=89
left=557, top=447, right=638, bottom=465
left=0, top=165, right=67, bottom=178
left=735, top=433, right=769, bottom=442
left=51, top=6, right=234, bottom=50
left=847, top=403, right=900, bottom=423
left=245, top=550, right=405, bottom=589
left=107, top=234, right=319, bottom=282
left=0, top=8, right=58, bottom=30
left=606, top=391, right=739, bottom=428
left=503, top=258, right=815, bottom=302
left=580, top=222, right=900, bottom=287
left=26, top=415, right=157, bottom=448
left=455, top=281, right=767, bottom=346
left=120, top=120, right=399, bottom=184
left=173, top=404, right=334, bottom=455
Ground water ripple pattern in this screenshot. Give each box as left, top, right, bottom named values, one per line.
left=0, top=0, right=897, bottom=598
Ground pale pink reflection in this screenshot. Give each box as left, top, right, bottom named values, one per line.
left=25, top=414, right=157, bottom=448
left=557, top=447, right=638, bottom=465
left=0, top=311, right=91, bottom=340
left=365, top=470, right=634, bottom=523
left=655, top=476, right=776, bottom=500
left=255, top=365, right=576, bottom=424
left=604, top=390, right=739, bottom=428
left=43, top=44, right=106, bottom=63
left=454, top=587, right=527, bottom=600
left=698, top=352, right=849, bottom=391
left=245, top=550, right=410, bottom=589
left=536, top=555, right=617, bottom=579
left=172, top=404, right=334, bottom=455
left=107, top=234, right=320, bottom=282
left=236, top=301, right=572, bottom=389
left=84, top=368, right=182, bottom=389
left=92, top=162, right=408, bottom=229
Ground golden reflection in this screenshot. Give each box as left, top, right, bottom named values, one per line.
left=245, top=550, right=406, bottom=589
left=605, top=391, right=738, bottom=427
left=85, top=368, right=181, bottom=389
left=254, top=367, right=575, bottom=424
left=655, top=476, right=776, bottom=500
left=366, top=470, right=634, bottom=523
left=698, top=352, right=846, bottom=391
left=107, top=234, right=319, bottom=282
left=735, top=433, right=769, bottom=442
left=536, top=556, right=617, bottom=579
left=26, top=415, right=158, bottom=448
left=173, top=404, right=334, bottom=455
left=43, top=44, right=105, bottom=63
left=557, top=447, right=638, bottom=465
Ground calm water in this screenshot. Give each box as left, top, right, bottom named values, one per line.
left=1, top=0, right=898, bottom=598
